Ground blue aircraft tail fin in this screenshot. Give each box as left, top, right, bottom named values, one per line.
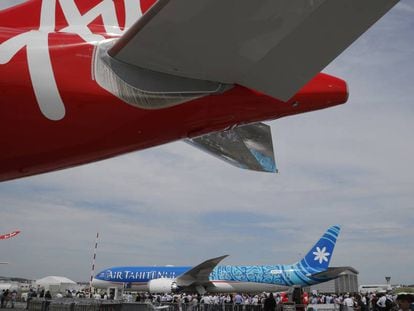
left=297, top=225, right=341, bottom=273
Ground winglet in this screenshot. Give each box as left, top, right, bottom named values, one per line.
left=297, top=226, right=341, bottom=272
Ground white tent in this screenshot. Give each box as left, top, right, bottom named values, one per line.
left=35, top=276, right=78, bottom=293
left=0, top=282, right=19, bottom=291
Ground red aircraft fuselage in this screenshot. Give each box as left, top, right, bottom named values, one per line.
left=0, top=0, right=348, bottom=182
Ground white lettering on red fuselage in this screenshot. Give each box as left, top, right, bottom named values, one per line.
left=0, top=0, right=142, bottom=120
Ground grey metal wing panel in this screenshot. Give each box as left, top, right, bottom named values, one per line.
left=175, top=255, right=228, bottom=287
left=110, top=0, right=399, bottom=101
left=239, top=0, right=400, bottom=101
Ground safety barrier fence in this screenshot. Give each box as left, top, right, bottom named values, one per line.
left=27, top=300, right=339, bottom=311
left=28, top=299, right=122, bottom=311
left=147, top=302, right=321, bottom=311
left=306, top=304, right=339, bottom=311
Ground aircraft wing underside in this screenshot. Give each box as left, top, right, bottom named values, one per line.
left=108, top=0, right=399, bottom=101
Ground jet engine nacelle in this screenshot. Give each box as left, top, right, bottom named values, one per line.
left=148, top=278, right=179, bottom=293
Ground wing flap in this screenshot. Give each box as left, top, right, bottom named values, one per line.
left=110, top=0, right=399, bottom=101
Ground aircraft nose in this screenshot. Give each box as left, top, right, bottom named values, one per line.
left=91, top=277, right=107, bottom=288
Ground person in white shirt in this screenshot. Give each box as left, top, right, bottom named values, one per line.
left=343, top=294, right=355, bottom=311
left=377, top=294, right=388, bottom=309
left=55, top=292, right=63, bottom=299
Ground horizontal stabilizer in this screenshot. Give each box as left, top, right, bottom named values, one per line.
left=187, top=123, right=277, bottom=173
left=110, top=0, right=399, bottom=101
left=311, top=267, right=358, bottom=279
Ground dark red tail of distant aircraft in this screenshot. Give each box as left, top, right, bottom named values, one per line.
left=0, top=231, right=21, bottom=240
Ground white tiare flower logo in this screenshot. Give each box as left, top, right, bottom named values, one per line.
left=312, top=246, right=330, bottom=264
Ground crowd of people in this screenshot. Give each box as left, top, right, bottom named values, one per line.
left=0, top=289, right=17, bottom=309
left=130, top=292, right=288, bottom=306
left=125, top=291, right=414, bottom=311
left=2, top=287, right=413, bottom=311
left=128, top=291, right=413, bottom=311
left=334, top=293, right=414, bottom=311
left=316, top=292, right=414, bottom=311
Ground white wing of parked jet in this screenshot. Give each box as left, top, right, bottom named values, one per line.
left=109, top=0, right=399, bottom=101
left=175, top=255, right=228, bottom=287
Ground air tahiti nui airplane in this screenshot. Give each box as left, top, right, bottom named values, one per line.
left=93, top=226, right=355, bottom=294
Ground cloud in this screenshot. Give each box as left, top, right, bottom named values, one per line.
left=395, top=2, right=414, bottom=14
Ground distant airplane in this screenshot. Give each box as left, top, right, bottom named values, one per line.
left=93, top=226, right=355, bottom=293
left=0, top=230, right=20, bottom=265
left=0, top=0, right=399, bottom=181
left=0, top=230, right=20, bottom=240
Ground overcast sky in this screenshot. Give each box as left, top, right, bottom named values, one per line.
left=0, top=1, right=413, bottom=286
